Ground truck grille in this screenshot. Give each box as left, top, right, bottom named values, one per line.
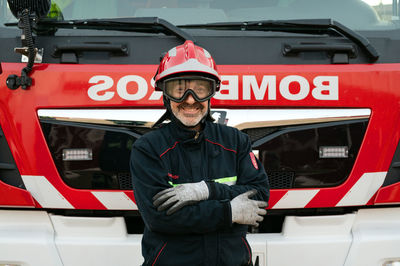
left=267, top=171, right=294, bottom=189
left=38, top=109, right=369, bottom=190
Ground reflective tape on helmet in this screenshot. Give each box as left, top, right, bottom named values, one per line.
left=154, top=40, right=221, bottom=86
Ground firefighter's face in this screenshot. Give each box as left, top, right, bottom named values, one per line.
left=170, top=93, right=208, bottom=130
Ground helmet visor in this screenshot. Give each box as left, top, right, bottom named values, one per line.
left=162, top=76, right=216, bottom=102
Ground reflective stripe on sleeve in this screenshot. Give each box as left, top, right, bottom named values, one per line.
left=214, top=176, right=237, bottom=186
left=168, top=181, right=178, bottom=187
left=168, top=176, right=237, bottom=187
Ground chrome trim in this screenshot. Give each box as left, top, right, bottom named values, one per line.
left=37, top=108, right=371, bottom=129
left=38, top=109, right=166, bottom=127
left=224, top=109, right=370, bottom=129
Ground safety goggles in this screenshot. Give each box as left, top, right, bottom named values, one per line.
left=159, top=76, right=217, bottom=103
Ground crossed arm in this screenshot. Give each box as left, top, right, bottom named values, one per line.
left=130, top=134, right=269, bottom=235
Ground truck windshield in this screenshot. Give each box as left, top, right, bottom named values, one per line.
left=1, top=0, right=399, bottom=32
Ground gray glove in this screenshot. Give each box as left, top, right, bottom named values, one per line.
left=153, top=181, right=209, bottom=215
left=230, top=190, right=268, bottom=227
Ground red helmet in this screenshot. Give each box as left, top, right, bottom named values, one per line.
left=154, top=40, right=221, bottom=91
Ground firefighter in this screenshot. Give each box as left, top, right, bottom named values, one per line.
left=130, top=40, right=270, bottom=266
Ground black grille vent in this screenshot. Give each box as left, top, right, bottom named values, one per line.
left=0, top=126, right=25, bottom=189
left=267, top=171, right=294, bottom=189
left=118, top=172, right=133, bottom=190
left=242, top=127, right=278, bottom=142
left=132, top=127, right=154, bottom=136
left=383, top=140, right=400, bottom=187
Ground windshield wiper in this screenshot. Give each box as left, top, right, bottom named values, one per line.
left=7, top=17, right=195, bottom=42
left=180, top=19, right=379, bottom=62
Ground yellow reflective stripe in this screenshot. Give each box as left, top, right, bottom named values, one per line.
left=168, top=176, right=237, bottom=187
left=168, top=181, right=178, bottom=187
left=214, top=176, right=237, bottom=184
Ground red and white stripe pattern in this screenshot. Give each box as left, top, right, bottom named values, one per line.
left=21, top=175, right=74, bottom=209
left=336, top=172, right=387, bottom=207
left=21, top=175, right=138, bottom=210
left=21, top=172, right=386, bottom=210
left=91, top=191, right=137, bottom=210
left=272, top=189, right=320, bottom=209
left=270, top=172, right=387, bottom=209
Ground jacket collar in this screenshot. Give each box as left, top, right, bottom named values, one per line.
left=168, top=119, right=210, bottom=143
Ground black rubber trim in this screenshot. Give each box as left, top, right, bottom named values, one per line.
left=252, top=118, right=369, bottom=148
left=39, top=119, right=143, bottom=139
left=0, top=126, right=25, bottom=189
left=383, top=140, right=400, bottom=187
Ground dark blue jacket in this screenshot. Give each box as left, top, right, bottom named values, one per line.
left=130, top=120, right=270, bottom=266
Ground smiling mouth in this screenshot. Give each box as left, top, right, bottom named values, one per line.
left=178, top=103, right=203, bottom=115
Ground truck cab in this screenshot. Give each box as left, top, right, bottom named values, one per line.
left=1, top=0, right=400, bottom=265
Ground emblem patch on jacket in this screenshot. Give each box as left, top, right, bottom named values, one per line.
left=249, top=152, right=258, bottom=169
left=168, top=173, right=179, bottom=179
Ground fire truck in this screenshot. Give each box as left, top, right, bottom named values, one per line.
left=1, top=0, right=400, bottom=265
